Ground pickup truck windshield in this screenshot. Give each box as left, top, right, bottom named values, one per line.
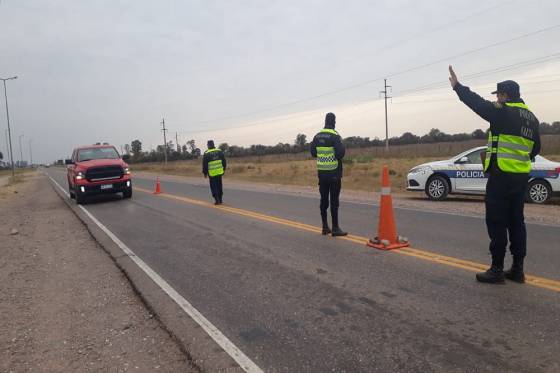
left=78, top=147, right=120, bottom=162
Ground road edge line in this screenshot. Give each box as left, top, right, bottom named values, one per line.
left=46, top=174, right=264, bottom=373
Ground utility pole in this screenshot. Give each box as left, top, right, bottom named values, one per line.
left=175, top=132, right=180, bottom=152
left=1, top=76, right=17, bottom=176
left=4, top=129, right=9, bottom=166
left=18, top=134, right=24, bottom=166
left=161, top=118, right=168, bottom=164
left=380, top=78, right=392, bottom=151
left=28, top=139, right=33, bottom=167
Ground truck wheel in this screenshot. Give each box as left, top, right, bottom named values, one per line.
left=68, top=183, right=75, bottom=199
left=526, top=179, right=551, bottom=204
left=425, top=175, right=449, bottom=201
left=123, top=188, right=132, bottom=199
left=75, top=190, right=86, bottom=204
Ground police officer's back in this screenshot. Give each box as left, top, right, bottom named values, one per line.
left=449, top=66, right=541, bottom=284
left=202, top=140, right=226, bottom=205
left=310, top=112, right=347, bottom=236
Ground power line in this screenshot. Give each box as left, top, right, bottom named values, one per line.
left=185, top=23, right=560, bottom=129
left=394, top=52, right=560, bottom=96
left=182, top=52, right=560, bottom=137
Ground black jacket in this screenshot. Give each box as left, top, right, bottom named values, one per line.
left=453, top=83, right=541, bottom=173
left=202, top=148, right=227, bottom=177
left=310, top=128, right=346, bottom=179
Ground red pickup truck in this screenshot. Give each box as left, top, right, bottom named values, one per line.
left=66, top=143, right=132, bottom=204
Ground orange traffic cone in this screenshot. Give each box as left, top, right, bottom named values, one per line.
left=367, top=166, right=409, bottom=250
left=153, top=176, right=162, bottom=194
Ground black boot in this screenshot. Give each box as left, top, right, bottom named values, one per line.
left=476, top=266, right=505, bottom=284
left=330, top=209, right=347, bottom=237
left=505, top=257, right=525, bottom=283
left=321, top=211, right=331, bottom=235
left=331, top=226, right=348, bottom=237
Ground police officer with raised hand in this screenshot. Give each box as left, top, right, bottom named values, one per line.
left=202, top=140, right=227, bottom=205
left=310, top=112, right=348, bottom=237
left=449, top=65, right=541, bottom=284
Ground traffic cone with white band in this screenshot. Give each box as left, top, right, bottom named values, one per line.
left=367, top=165, right=409, bottom=250
left=153, top=176, right=162, bottom=194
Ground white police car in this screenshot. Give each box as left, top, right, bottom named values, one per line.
left=407, top=146, right=560, bottom=203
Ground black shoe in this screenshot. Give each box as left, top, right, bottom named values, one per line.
left=331, top=227, right=348, bottom=237
left=214, top=199, right=220, bottom=205
left=322, top=226, right=332, bottom=235
left=476, top=266, right=505, bottom=284
left=504, top=267, right=525, bottom=283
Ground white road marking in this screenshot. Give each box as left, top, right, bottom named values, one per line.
left=46, top=173, right=263, bottom=373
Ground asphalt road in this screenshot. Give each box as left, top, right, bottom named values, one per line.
left=46, top=168, right=560, bottom=372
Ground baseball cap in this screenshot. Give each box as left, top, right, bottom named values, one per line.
left=491, top=80, right=520, bottom=97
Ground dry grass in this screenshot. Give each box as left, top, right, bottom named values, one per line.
left=132, top=137, right=560, bottom=193
left=132, top=156, right=443, bottom=193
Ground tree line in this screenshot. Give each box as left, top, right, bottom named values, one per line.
left=125, top=121, right=560, bottom=163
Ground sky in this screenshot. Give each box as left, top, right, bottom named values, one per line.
left=1, top=0, right=560, bottom=163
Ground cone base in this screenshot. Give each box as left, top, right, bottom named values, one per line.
left=367, top=239, right=410, bottom=251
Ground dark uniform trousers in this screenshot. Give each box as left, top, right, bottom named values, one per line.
left=319, top=176, right=341, bottom=227
left=485, top=169, right=528, bottom=267
left=209, top=175, right=223, bottom=201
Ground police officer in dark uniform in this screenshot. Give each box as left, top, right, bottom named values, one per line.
left=310, top=112, right=348, bottom=237
left=449, top=66, right=541, bottom=284
left=202, top=140, right=227, bottom=205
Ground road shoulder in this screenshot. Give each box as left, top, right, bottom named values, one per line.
left=0, top=175, right=197, bottom=372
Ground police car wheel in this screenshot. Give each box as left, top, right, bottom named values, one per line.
left=426, top=175, right=449, bottom=201
left=526, top=180, right=551, bottom=204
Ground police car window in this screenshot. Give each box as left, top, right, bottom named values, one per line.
left=466, top=150, right=484, bottom=164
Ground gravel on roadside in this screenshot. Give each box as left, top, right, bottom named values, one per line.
left=0, top=175, right=198, bottom=373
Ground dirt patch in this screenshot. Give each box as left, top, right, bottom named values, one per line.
left=0, top=175, right=197, bottom=372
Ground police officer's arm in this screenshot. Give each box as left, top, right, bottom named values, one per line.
left=310, top=136, right=318, bottom=158
left=220, top=151, right=227, bottom=171
left=202, top=153, right=208, bottom=176
left=453, top=83, right=501, bottom=123
left=333, top=134, right=345, bottom=160
left=449, top=65, right=499, bottom=123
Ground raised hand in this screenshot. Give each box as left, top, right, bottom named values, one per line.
left=449, top=65, right=459, bottom=88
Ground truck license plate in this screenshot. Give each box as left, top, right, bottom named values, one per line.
left=100, top=184, right=113, bottom=190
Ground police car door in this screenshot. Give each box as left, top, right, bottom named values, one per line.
left=454, top=148, right=487, bottom=193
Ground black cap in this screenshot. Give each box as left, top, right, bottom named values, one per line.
left=325, top=112, right=336, bottom=129
left=491, top=80, right=520, bottom=97
left=207, top=140, right=215, bottom=148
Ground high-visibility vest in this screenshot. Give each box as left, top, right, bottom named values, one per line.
left=316, top=129, right=339, bottom=171
left=484, top=102, right=534, bottom=174
left=204, top=148, right=224, bottom=177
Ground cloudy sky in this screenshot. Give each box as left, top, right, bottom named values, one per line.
left=1, top=0, right=560, bottom=163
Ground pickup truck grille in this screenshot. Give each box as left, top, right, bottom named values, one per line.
left=85, top=165, right=124, bottom=182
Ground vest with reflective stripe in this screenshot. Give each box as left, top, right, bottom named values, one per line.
left=484, top=102, right=534, bottom=174
left=204, top=148, right=224, bottom=177
left=316, top=129, right=339, bottom=171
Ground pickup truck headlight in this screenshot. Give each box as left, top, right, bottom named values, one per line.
left=76, top=171, right=85, bottom=180
left=409, top=166, right=432, bottom=174
left=124, top=167, right=131, bottom=175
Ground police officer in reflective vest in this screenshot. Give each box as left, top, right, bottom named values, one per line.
left=202, top=140, right=227, bottom=205
left=310, top=113, right=348, bottom=237
left=449, top=66, right=541, bottom=284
